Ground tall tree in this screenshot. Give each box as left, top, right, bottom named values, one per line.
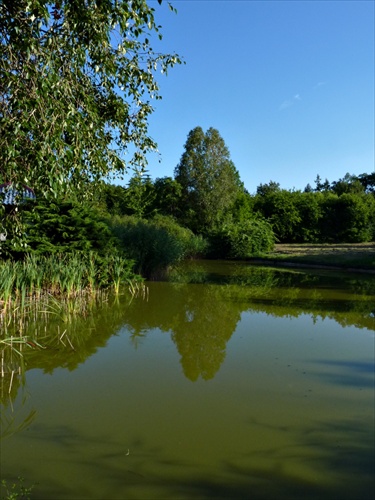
left=174, top=127, right=243, bottom=233
left=0, top=0, right=181, bottom=200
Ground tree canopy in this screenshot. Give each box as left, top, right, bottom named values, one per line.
left=174, top=126, right=244, bottom=233
left=0, top=0, right=181, bottom=200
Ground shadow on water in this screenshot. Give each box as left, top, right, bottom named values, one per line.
left=17, top=416, right=374, bottom=500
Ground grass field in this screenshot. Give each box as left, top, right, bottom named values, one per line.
left=256, top=242, right=375, bottom=272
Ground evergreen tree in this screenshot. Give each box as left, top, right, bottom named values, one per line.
left=124, top=173, right=155, bottom=218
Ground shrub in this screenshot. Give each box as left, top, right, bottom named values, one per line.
left=109, top=215, right=207, bottom=277
left=319, top=193, right=375, bottom=243
left=208, top=217, right=275, bottom=259
left=150, top=214, right=208, bottom=259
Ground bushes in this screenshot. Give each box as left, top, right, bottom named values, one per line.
left=109, top=215, right=207, bottom=277
left=319, top=193, right=375, bottom=243
left=0, top=198, right=117, bottom=258
left=207, top=217, right=275, bottom=259
left=254, top=189, right=375, bottom=244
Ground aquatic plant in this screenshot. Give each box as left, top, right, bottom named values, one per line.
left=0, top=252, right=139, bottom=305
left=0, top=477, right=34, bottom=500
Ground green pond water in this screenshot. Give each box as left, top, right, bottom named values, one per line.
left=1, top=261, right=374, bottom=500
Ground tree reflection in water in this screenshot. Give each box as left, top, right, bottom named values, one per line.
left=1, top=262, right=374, bottom=401
left=1, top=262, right=374, bottom=499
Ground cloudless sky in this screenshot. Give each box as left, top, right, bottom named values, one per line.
left=125, top=0, right=374, bottom=194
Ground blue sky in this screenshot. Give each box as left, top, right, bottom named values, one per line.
left=126, top=0, right=374, bottom=194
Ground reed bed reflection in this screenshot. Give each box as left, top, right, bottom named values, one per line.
left=0, top=252, right=147, bottom=401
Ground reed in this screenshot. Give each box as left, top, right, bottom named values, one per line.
left=1, top=252, right=140, bottom=303
left=0, top=252, right=143, bottom=373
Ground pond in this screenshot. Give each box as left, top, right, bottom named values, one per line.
left=1, top=261, right=374, bottom=500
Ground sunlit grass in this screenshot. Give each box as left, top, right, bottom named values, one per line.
left=257, top=243, right=375, bottom=271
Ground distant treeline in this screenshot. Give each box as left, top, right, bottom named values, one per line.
left=100, top=171, right=375, bottom=245
left=1, top=126, right=374, bottom=278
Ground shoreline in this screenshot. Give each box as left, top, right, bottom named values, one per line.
left=247, top=258, right=375, bottom=274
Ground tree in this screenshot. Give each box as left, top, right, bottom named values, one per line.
left=254, top=189, right=301, bottom=243
left=0, top=0, right=181, bottom=200
left=256, top=181, right=280, bottom=197
left=98, top=183, right=128, bottom=216
left=174, top=127, right=244, bottom=233
left=124, top=172, right=155, bottom=218
left=319, top=193, right=375, bottom=243
left=303, top=183, right=313, bottom=193
left=314, top=174, right=330, bottom=192
left=152, top=176, right=183, bottom=219
left=293, top=191, right=323, bottom=242
left=357, top=173, right=375, bottom=194
left=331, top=173, right=364, bottom=196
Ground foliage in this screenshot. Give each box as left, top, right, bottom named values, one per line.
left=208, top=217, right=275, bottom=259
left=319, top=192, right=375, bottom=243
left=331, top=173, right=365, bottom=196
left=98, top=183, right=128, bottom=216
left=123, top=172, right=156, bottom=218
left=151, top=176, right=183, bottom=219
left=227, top=191, right=255, bottom=224
left=174, top=127, right=244, bottom=233
left=253, top=189, right=301, bottom=243
left=0, top=477, right=34, bottom=500
left=254, top=183, right=375, bottom=244
left=256, top=181, right=280, bottom=197
left=0, top=252, right=137, bottom=305
left=151, top=214, right=208, bottom=258
left=314, top=174, right=331, bottom=192
left=109, top=214, right=207, bottom=277
left=292, top=191, right=322, bottom=242
left=18, top=199, right=116, bottom=256
left=0, top=0, right=182, bottom=200
left=357, top=172, right=375, bottom=193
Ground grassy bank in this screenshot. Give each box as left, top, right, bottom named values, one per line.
left=254, top=242, right=375, bottom=272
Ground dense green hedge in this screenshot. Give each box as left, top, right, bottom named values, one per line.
left=254, top=190, right=375, bottom=243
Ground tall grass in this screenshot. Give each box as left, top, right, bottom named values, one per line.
left=0, top=252, right=144, bottom=402
left=0, top=252, right=138, bottom=308
left=0, top=251, right=142, bottom=363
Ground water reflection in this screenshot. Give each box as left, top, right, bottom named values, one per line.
left=169, top=261, right=375, bottom=328
left=1, top=263, right=374, bottom=404
left=1, top=262, right=374, bottom=499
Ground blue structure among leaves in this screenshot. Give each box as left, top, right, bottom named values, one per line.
left=0, top=183, right=36, bottom=206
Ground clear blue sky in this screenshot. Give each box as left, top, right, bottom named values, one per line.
left=125, top=0, right=374, bottom=194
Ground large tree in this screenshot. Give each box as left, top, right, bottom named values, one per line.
left=0, top=0, right=181, bottom=200
left=174, top=127, right=244, bottom=233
